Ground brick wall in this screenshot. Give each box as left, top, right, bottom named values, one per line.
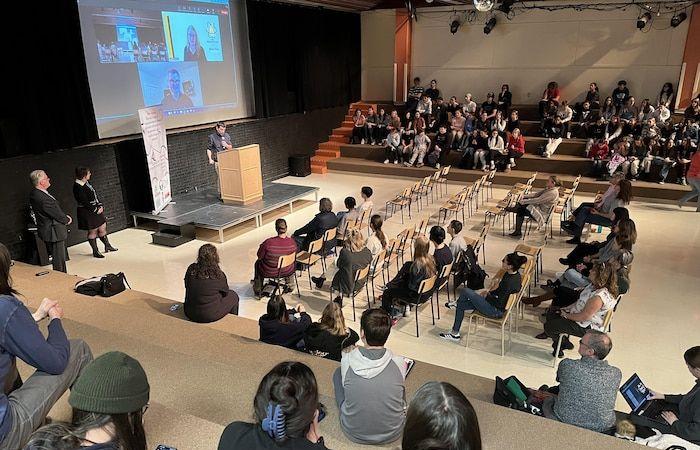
left=1, top=106, right=346, bottom=259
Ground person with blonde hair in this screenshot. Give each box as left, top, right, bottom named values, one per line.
left=328, top=229, right=372, bottom=303
left=380, top=236, right=437, bottom=320
left=304, top=302, right=359, bottom=361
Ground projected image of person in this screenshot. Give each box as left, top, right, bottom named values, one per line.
left=184, top=25, right=206, bottom=62
left=161, top=68, right=193, bottom=110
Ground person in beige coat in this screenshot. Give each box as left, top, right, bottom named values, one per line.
left=506, top=176, right=562, bottom=237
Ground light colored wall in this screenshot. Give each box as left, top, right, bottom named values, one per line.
left=361, top=10, right=395, bottom=101
left=362, top=4, right=689, bottom=104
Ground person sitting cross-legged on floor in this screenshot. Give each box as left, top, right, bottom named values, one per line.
left=26, top=351, right=150, bottom=450
left=304, top=301, right=359, bottom=362
left=439, top=252, right=526, bottom=343
left=253, top=218, right=298, bottom=297
left=333, top=308, right=410, bottom=445
left=541, top=330, right=622, bottom=433
left=219, top=361, right=330, bottom=450
left=506, top=175, right=561, bottom=237
left=258, top=295, right=311, bottom=350
left=185, top=243, right=240, bottom=322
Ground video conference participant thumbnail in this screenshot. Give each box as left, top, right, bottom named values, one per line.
left=162, top=11, right=224, bottom=62
left=138, top=62, right=203, bottom=111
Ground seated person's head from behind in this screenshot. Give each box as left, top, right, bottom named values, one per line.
left=503, top=252, right=528, bottom=273
left=612, top=207, right=629, bottom=225
left=319, top=301, right=348, bottom=336
left=589, top=262, right=618, bottom=297
left=344, top=196, right=356, bottom=211
left=579, top=330, right=613, bottom=361
left=360, top=308, right=391, bottom=347
left=614, top=219, right=636, bottom=250
left=254, top=361, right=321, bottom=443
left=361, top=186, right=373, bottom=201
left=448, top=220, right=462, bottom=237
left=345, top=229, right=366, bottom=253
left=0, top=243, right=18, bottom=296
left=402, top=381, right=482, bottom=450
left=28, top=351, right=149, bottom=450
left=319, top=198, right=332, bottom=213
left=192, top=243, right=224, bottom=279
left=429, top=226, right=446, bottom=246
left=275, top=218, right=288, bottom=236
left=413, top=236, right=437, bottom=277
left=267, top=295, right=289, bottom=323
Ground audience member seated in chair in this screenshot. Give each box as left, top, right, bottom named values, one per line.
left=184, top=244, right=240, bottom=322
left=359, top=186, right=374, bottom=212
left=219, top=361, right=330, bottom=450
left=439, top=252, right=526, bottom=343
left=562, top=180, right=633, bottom=244
left=27, top=351, right=149, bottom=450
left=333, top=308, right=410, bottom=445
left=293, top=198, right=338, bottom=252
left=540, top=262, right=618, bottom=357
left=258, top=295, right=311, bottom=350
left=542, top=330, right=621, bottom=433
left=402, top=381, right=482, bottom=450
left=506, top=175, right=561, bottom=237
left=336, top=196, right=359, bottom=241
left=366, top=215, right=388, bottom=257
left=379, top=236, right=437, bottom=320
left=304, top=302, right=359, bottom=362
left=253, top=218, right=298, bottom=297
left=447, top=220, right=468, bottom=259
left=0, top=243, right=93, bottom=450
left=641, top=346, right=700, bottom=445
left=430, top=226, right=453, bottom=277
left=313, top=229, right=372, bottom=295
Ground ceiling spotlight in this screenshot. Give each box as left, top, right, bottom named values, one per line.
left=450, top=19, right=461, bottom=34
left=497, top=0, right=515, bottom=14
left=636, top=12, right=651, bottom=30
left=671, top=12, right=687, bottom=27
left=484, top=17, right=497, bottom=34
left=474, top=0, right=495, bottom=12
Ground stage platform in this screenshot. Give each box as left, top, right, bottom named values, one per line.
left=130, top=182, right=319, bottom=243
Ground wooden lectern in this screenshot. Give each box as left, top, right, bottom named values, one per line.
left=218, top=144, right=263, bottom=205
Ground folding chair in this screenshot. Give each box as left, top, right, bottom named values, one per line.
left=433, top=261, right=453, bottom=320
left=438, top=191, right=468, bottom=225
left=403, top=275, right=437, bottom=337
left=465, top=290, right=520, bottom=356
left=367, top=249, right=386, bottom=304
left=263, top=253, right=300, bottom=297
left=332, top=265, right=371, bottom=322
left=385, top=187, right=412, bottom=223
left=321, top=228, right=338, bottom=273
left=295, top=237, right=323, bottom=293
left=435, top=165, right=451, bottom=197
left=552, top=308, right=614, bottom=367
left=464, top=222, right=490, bottom=265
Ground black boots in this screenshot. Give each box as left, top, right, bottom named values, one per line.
left=88, top=238, right=104, bottom=258
left=100, top=235, right=118, bottom=252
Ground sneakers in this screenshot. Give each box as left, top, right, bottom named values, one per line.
left=658, top=180, right=665, bottom=185
left=383, top=159, right=390, bottom=164
left=559, top=257, right=570, bottom=266
left=393, top=160, right=399, bottom=165
left=439, top=332, right=461, bottom=342
left=416, top=163, right=424, bottom=168
left=404, top=162, right=412, bottom=167
left=436, top=163, right=441, bottom=169
left=444, top=301, right=457, bottom=309
left=361, top=139, right=366, bottom=145
left=403, top=305, right=411, bottom=317
left=311, top=276, right=325, bottom=289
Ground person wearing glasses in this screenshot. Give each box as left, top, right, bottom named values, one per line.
left=27, top=351, right=149, bottom=450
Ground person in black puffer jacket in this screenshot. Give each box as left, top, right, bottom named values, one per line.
left=305, top=302, right=359, bottom=361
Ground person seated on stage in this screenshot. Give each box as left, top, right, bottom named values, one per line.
left=293, top=198, right=338, bottom=252
left=429, top=125, right=449, bottom=169
left=612, top=80, right=631, bottom=113
left=560, top=207, right=630, bottom=267
left=462, top=93, right=477, bottom=116
left=425, top=79, right=440, bottom=101
left=0, top=243, right=93, bottom=450
left=258, top=295, right=311, bottom=350
left=557, top=100, right=574, bottom=139
left=433, top=97, right=448, bottom=128
left=312, top=229, right=372, bottom=295
left=219, top=361, right=330, bottom=450
left=505, top=128, right=525, bottom=172
left=26, top=351, right=149, bottom=450
left=539, top=262, right=618, bottom=357
left=404, top=129, right=431, bottom=168
left=379, top=236, right=437, bottom=321
left=184, top=243, right=240, bottom=322
left=486, top=129, right=505, bottom=171
left=304, top=301, right=359, bottom=362
left=253, top=218, right=298, bottom=297
left=351, top=109, right=368, bottom=145
left=365, top=107, right=378, bottom=145
left=448, top=110, right=467, bottom=150
left=506, top=109, right=520, bottom=134
left=359, top=186, right=374, bottom=212
left=587, top=138, right=610, bottom=178
left=541, top=330, right=621, bottom=433
left=375, top=108, right=390, bottom=145
left=543, top=117, right=564, bottom=158
left=447, top=220, right=467, bottom=260
left=402, top=383, right=482, bottom=450
left=562, top=179, right=633, bottom=244
left=336, top=196, right=360, bottom=240
left=471, top=130, right=491, bottom=171
left=506, top=175, right=562, bottom=237
left=416, top=94, right=432, bottom=118
left=406, top=77, right=424, bottom=113
left=439, top=252, right=526, bottom=343
left=539, top=81, right=561, bottom=118
left=642, top=346, right=700, bottom=445
left=384, top=126, right=403, bottom=165
left=333, top=308, right=410, bottom=445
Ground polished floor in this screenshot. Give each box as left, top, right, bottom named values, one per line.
left=62, top=172, right=700, bottom=410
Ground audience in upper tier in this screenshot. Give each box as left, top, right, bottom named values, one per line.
left=0, top=243, right=93, bottom=450
left=259, top=295, right=311, bottom=350
left=184, top=243, right=240, bottom=322
left=334, top=308, right=409, bottom=445
left=27, top=351, right=150, bottom=450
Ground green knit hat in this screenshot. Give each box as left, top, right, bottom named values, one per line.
left=69, top=351, right=150, bottom=414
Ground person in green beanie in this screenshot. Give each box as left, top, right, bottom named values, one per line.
left=26, top=351, right=150, bottom=450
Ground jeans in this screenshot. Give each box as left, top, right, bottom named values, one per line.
left=0, top=340, right=93, bottom=450
left=573, top=207, right=613, bottom=238
left=451, top=288, right=503, bottom=334
left=333, top=367, right=345, bottom=409
left=543, top=311, right=589, bottom=348
left=679, top=176, right=700, bottom=211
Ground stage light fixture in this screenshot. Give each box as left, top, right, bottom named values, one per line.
left=636, top=12, right=651, bottom=30
left=474, top=0, right=495, bottom=12
left=671, top=12, right=687, bottom=27
left=484, top=17, right=497, bottom=34
left=497, top=0, right=515, bottom=14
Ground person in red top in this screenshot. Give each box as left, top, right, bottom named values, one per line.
left=253, top=218, right=298, bottom=296
left=539, top=81, right=561, bottom=118
left=506, top=128, right=525, bottom=172
left=678, top=150, right=700, bottom=212
left=587, top=139, right=610, bottom=178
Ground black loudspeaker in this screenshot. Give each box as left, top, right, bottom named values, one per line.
left=289, top=154, right=311, bottom=177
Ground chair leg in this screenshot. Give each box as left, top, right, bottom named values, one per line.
left=294, top=272, right=301, bottom=298
left=552, top=334, right=566, bottom=367
left=415, top=303, right=420, bottom=338
left=430, top=297, right=435, bottom=325
left=365, top=283, right=371, bottom=309
left=352, top=293, right=356, bottom=322
left=307, top=267, right=313, bottom=289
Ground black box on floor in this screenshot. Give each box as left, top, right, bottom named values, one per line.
left=289, top=154, right=311, bottom=177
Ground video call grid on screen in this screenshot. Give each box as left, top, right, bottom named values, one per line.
left=78, top=0, right=250, bottom=138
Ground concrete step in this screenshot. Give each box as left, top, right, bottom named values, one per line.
left=525, top=136, right=586, bottom=156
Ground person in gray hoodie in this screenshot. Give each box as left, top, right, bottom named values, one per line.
left=332, top=308, right=410, bottom=445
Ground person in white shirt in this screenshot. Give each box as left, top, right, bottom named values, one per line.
left=416, top=95, right=432, bottom=117
left=359, top=187, right=374, bottom=213
left=384, top=127, right=403, bottom=164
left=487, top=129, right=505, bottom=171
left=653, top=104, right=671, bottom=125
left=366, top=215, right=387, bottom=257
left=462, top=93, right=477, bottom=115
left=557, top=101, right=574, bottom=139
left=406, top=131, right=431, bottom=167
left=447, top=220, right=467, bottom=260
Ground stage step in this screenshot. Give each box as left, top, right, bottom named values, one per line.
left=342, top=120, right=354, bottom=127
left=333, top=127, right=352, bottom=137
left=318, top=141, right=341, bottom=150
left=151, top=231, right=195, bottom=247
left=316, top=149, right=341, bottom=158
left=329, top=134, right=347, bottom=143
left=311, top=164, right=328, bottom=174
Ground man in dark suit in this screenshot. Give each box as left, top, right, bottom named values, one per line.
left=292, top=197, right=338, bottom=252
left=28, top=170, right=71, bottom=272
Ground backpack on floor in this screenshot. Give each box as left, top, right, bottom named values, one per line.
left=493, top=375, right=542, bottom=416
left=454, top=245, right=487, bottom=290
left=74, top=272, right=130, bottom=297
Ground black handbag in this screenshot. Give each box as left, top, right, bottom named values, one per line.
left=75, top=272, right=130, bottom=297
left=493, top=375, right=542, bottom=416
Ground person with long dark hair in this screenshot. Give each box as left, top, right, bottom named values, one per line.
left=402, top=381, right=482, bottom=450
left=218, top=361, right=329, bottom=449
left=559, top=207, right=629, bottom=267
left=366, top=215, right=387, bottom=256
left=73, top=167, right=118, bottom=259
left=657, top=82, right=675, bottom=109
left=184, top=244, right=239, bottom=323
left=497, top=84, right=512, bottom=114
left=259, top=296, right=311, bottom=349
left=27, top=351, right=149, bottom=450
left=0, top=243, right=93, bottom=450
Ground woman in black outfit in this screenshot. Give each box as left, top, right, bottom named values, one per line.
left=497, top=84, right=512, bottom=114
left=73, top=167, right=117, bottom=258
left=259, top=295, right=311, bottom=349
left=184, top=244, right=239, bottom=323
left=304, top=302, right=359, bottom=361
